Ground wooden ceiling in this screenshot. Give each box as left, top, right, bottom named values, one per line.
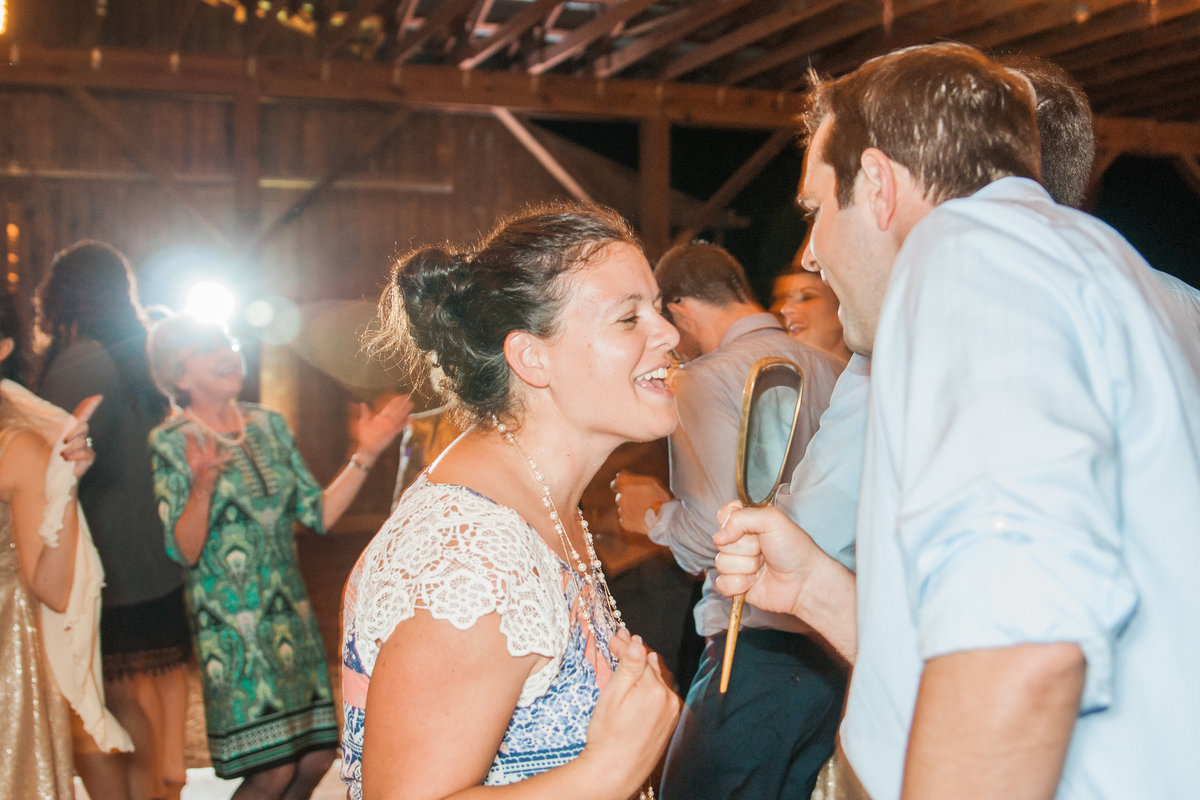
left=4, top=0, right=1200, bottom=124
left=3, top=0, right=1200, bottom=225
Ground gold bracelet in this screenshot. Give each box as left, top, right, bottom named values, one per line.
left=349, top=454, right=373, bottom=473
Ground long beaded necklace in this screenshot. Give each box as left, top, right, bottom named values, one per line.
left=494, top=418, right=624, bottom=634
left=494, top=418, right=657, bottom=800
left=183, top=403, right=247, bottom=447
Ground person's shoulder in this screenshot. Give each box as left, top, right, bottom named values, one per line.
left=42, top=340, right=118, bottom=388
left=151, top=414, right=189, bottom=440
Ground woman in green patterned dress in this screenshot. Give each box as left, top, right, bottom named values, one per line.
left=145, top=314, right=410, bottom=800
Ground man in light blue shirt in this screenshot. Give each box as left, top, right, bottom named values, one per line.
left=716, top=43, right=1200, bottom=799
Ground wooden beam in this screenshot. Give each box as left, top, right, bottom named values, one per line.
left=639, top=115, right=671, bottom=261
left=660, top=0, right=845, bottom=81
left=173, top=0, right=203, bottom=53
left=806, top=0, right=1109, bottom=82
left=964, top=0, right=1135, bottom=51
left=233, top=85, right=262, bottom=241
left=1098, top=69, right=1200, bottom=117
left=249, top=107, right=413, bottom=253
left=1086, top=55, right=1200, bottom=104
left=491, top=107, right=594, bottom=203
left=249, top=2, right=278, bottom=56
left=1073, top=31, right=1200, bottom=88
left=725, top=0, right=944, bottom=85
left=458, top=0, right=562, bottom=70
left=674, top=128, right=794, bottom=245
left=526, top=0, right=658, bottom=76
left=1173, top=155, right=1200, bottom=199
left=68, top=86, right=230, bottom=246
left=320, top=0, right=387, bottom=58
left=1094, top=115, right=1200, bottom=156
left=393, top=0, right=482, bottom=64
left=1016, top=0, right=1200, bottom=63
left=0, top=43, right=807, bottom=129
left=592, top=0, right=757, bottom=78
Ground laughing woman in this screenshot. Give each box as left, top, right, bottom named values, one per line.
left=145, top=315, right=410, bottom=800
left=340, top=204, right=682, bottom=800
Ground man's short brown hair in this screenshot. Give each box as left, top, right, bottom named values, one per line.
left=654, top=242, right=755, bottom=308
left=803, top=42, right=1042, bottom=208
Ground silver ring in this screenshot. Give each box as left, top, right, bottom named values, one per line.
left=86, top=437, right=94, bottom=448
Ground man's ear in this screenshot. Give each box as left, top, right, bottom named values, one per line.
left=859, top=147, right=899, bottom=231
left=0, top=337, right=14, bottom=367
left=503, top=330, right=550, bottom=389
left=666, top=300, right=694, bottom=335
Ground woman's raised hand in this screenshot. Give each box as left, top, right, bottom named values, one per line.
left=185, top=431, right=232, bottom=494
left=350, top=394, right=414, bottom=465
left=581, top=629, right=681, bottom=799
left=61, top=395, right=103, bottom=479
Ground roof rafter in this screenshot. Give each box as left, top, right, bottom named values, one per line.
left=526, top=0, right=658, bottom=76
left=1012, top=0, right=1199, bottom=61
left=725, top=0, right=944, bottom=85
left=660, top=0, right=845, bottom=81
left=393, top=0, right=482, bottom=64
left=592, top=0, right=757, bottom=79
left=458, top=0, right=561, bottom=70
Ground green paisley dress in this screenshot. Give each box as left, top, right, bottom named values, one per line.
left=150, top=403, right=337, bottom=778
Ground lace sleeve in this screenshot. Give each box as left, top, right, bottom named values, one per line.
left=350, top=478, right=570, bottom=704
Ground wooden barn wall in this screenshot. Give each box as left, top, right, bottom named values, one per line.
left=0, top=86, right=583, bottom=531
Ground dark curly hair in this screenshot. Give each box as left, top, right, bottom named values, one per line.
left=371, top=203, right=640, bottom=427
left=0, top=286, right=28, bottom=385
left=36, top=240, right=168, bottom=420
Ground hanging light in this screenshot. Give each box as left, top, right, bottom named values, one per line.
left=1, top=0, right=9, bottom=37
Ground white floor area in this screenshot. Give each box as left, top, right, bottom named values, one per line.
left=75, top=759, right=348, bottom=800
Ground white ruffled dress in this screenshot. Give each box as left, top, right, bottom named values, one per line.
left=339, top=474, right=620, bottom=798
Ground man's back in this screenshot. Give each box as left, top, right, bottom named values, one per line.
left=848, top=177, right=1200, bottom=798
left=659, top=313, right=842, bottom=634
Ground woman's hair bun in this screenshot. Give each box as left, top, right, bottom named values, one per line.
left=369, top=203, right=639, bottom=425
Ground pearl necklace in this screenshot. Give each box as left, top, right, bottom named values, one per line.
left=494, top=419, right=655, bottom=800
left=494, top=418, right=625, bottom=633
left=184, top=403, right=247, bottom=447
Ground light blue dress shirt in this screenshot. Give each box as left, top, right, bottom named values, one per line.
left=774, top=353, right=869, bottom=572
left=844, top=177, right=1200, bottom=799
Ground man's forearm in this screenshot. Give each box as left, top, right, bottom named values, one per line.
left=794, top=554, right=858, bottom=663
left=902, top=642, right=1085, bottom=800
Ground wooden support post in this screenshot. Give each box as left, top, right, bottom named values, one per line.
left=233, top=86, right=262, bottom=245
left=491, top=107, right=595, bottom=204
left=639, top=115, right=671, bottom=262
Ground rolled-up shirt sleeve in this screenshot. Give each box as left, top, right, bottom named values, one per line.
left=891, top=224, right=1139, bottom=713
left=648, top=365, right=740, bottom=576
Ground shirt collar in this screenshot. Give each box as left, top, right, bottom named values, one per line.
left=717, top=312, right=786, bottom=349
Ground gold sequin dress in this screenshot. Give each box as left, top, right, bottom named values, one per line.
left=0, top=426, right=76, bottom=799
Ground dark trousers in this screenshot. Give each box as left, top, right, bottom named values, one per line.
left=659, top=628, right=847, bottom=800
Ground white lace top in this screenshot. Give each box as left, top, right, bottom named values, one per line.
left=340, top=474, right=619, bottom=796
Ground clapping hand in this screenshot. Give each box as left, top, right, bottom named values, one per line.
left=185, top=431, right=232, bottom=494
left=349, top=394, right=414, bottom=466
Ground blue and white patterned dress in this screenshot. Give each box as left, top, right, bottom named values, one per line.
left=340, top=474, right=620, bottom=798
